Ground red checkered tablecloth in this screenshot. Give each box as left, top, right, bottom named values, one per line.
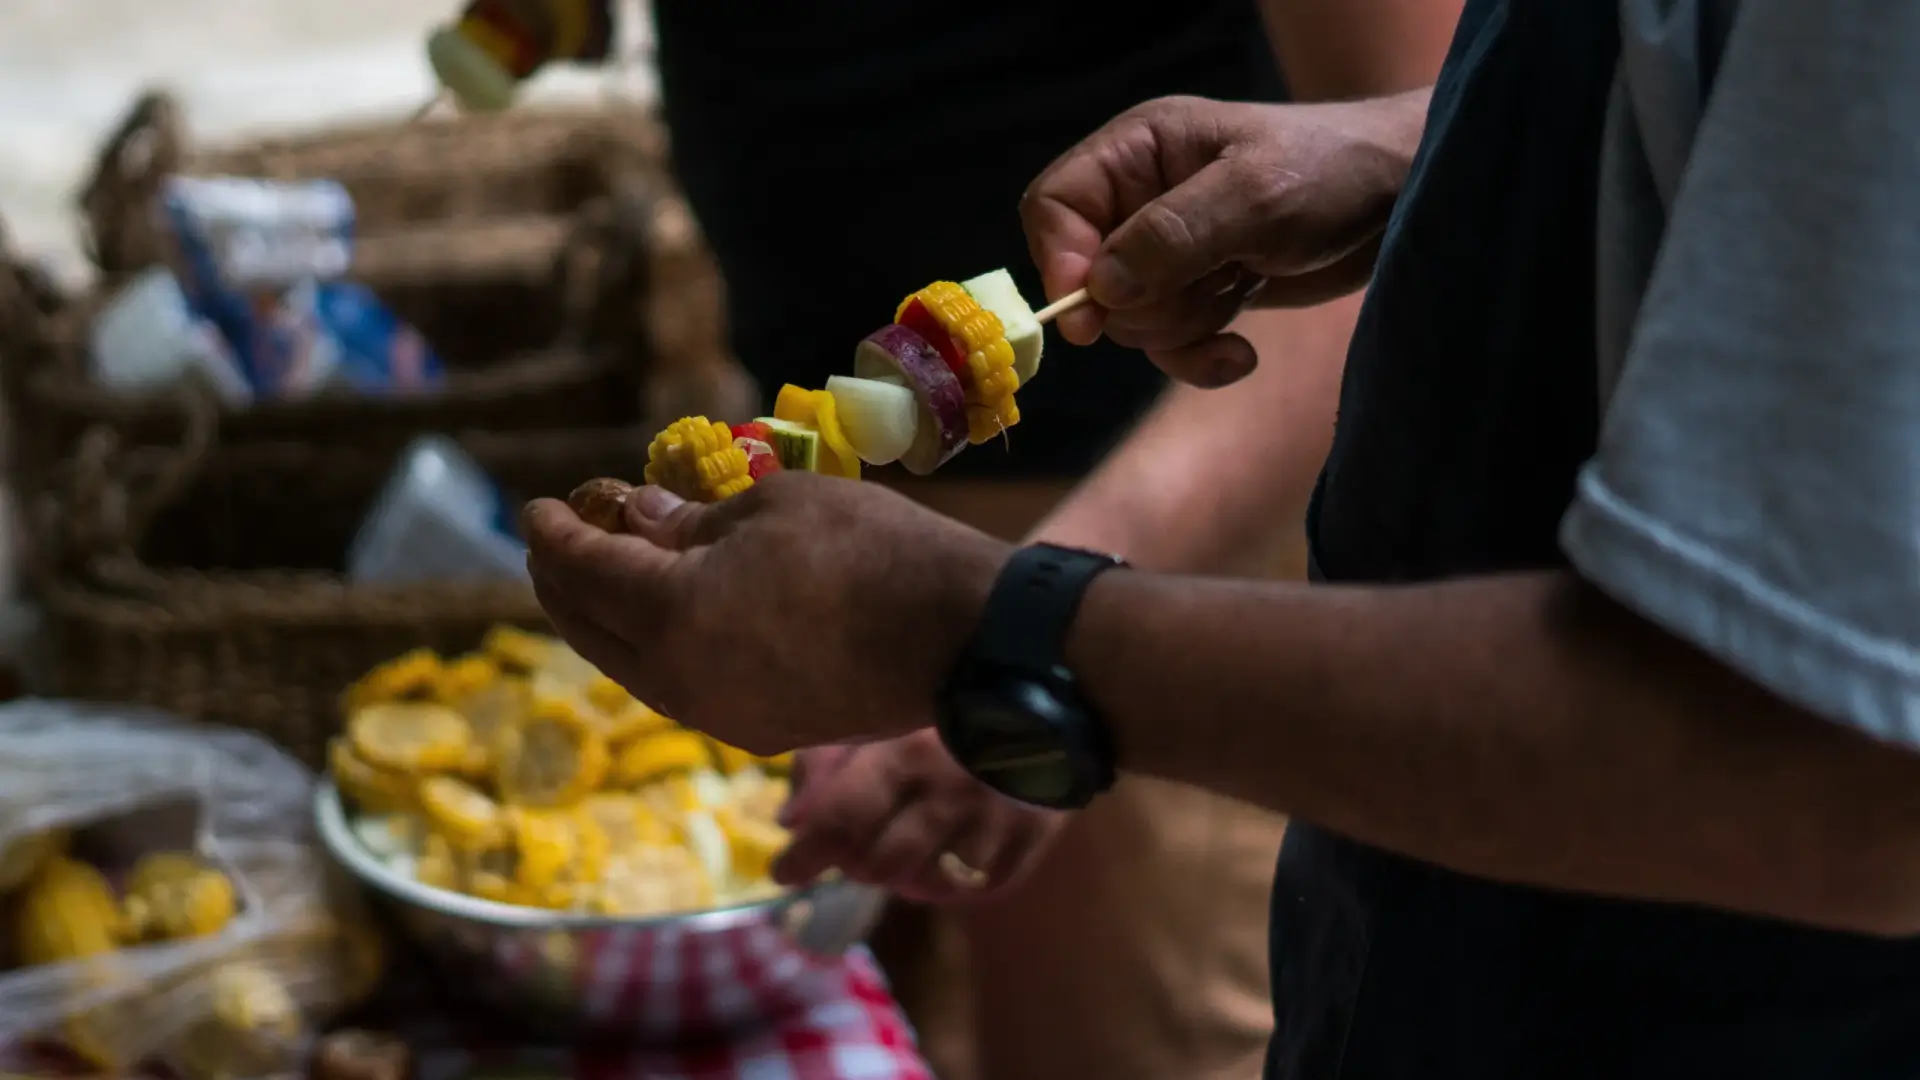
left=1, top=947, right=932, bottom=1080
left=410, top=945, right=933, bottom=1080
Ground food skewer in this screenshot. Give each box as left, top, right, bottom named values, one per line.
left=1033, top=288, right=1091, bottom=325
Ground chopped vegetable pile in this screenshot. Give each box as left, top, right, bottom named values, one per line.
left=334, top=627, right=794, bottom=917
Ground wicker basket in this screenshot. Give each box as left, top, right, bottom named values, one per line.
left=29, top=404, right=659, bottom=769
left=4, top=89, right=750, bottom=566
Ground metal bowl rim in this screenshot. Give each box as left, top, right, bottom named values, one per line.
left=313, top=779, right=807, bottom=933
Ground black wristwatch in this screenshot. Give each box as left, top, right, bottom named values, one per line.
left=935, top=543, right=1127, bottom=810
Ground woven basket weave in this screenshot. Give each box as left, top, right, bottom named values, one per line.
left=7, top=88, right=748, bottom=570
left=31, top=406, right=660, bottom=768
left=0, top=90, right=755, bottom=765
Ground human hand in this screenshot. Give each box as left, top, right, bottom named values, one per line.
left=1021, top=93, right=1422, bottom=385
left=522, top=473, right=1010, bottom=755
left=773, top=730, right=1066, bottom=902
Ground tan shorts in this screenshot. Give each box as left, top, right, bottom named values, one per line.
left=876, top=478, right=1291, bottom=1080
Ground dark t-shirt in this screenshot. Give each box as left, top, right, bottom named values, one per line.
left=1280, top=1, right=1920, bottom=1077
left=653, top=0, right=1286, bottom=477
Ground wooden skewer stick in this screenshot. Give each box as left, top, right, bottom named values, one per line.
left=409, top=91, right=449, bottom=123
left=1033, top=288, right=1091, bottom=325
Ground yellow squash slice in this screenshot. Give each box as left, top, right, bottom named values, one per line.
left=15, top=857, right=127, bottom=965
left=493, top=697, right=609, bottom=807
left=124, top=852, right=237, bottom=941
left=342, top=648, right=443, bottom=712
left=481, top=625, right=556, bottom=674
left=329, top=738, right=419, bottom=814
left=613, top=730, right=712, bottom=788
left=0, top=828, right=68, bottom=893
left=348, top=702, right=474, bottom=774
left=418, top=775, right=507, bottom=851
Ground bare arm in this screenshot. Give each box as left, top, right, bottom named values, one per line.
left=1060, top=0, right=1920, bottom=938
left=1260, top=0, right=1466, bottom=100
left=1069, top=569, right=1920, bottom=937
left=1031, top=4, right=1460, bottom=571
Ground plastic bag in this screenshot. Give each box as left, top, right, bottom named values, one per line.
left=0, top=700, right=383, bottom=1078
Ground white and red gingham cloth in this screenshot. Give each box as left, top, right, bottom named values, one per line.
left=1, top=943, right=932, bottom=1080
left=410, top=938, right=934, bottom=1080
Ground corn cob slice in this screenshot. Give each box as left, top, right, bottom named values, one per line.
left=899, top=281, right=1022, bottom=443
left=644, top=416, right=754, bottom=502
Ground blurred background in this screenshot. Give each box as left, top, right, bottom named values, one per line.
left=0, top=0, right=656, bottom=284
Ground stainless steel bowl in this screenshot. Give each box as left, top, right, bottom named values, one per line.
left=313, top=781, right=887, bottom=1043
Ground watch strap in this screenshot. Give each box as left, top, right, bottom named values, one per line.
left=968, top=543, right=1126, bottom=674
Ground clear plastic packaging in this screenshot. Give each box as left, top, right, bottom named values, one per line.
left=346, top=436, right=529, bottom=585
left=0, top=701, right=383, bottom=1078
left=88, top=266, right=252, bottom=406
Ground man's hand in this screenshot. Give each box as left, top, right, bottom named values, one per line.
left=773, top=730, right=1066, bottom=902
left=522, top=473, right=1009, bottom=754
left=1021, top=92, right=1426, bottom=386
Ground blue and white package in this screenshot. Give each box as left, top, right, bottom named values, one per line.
left=154, top=175, right=357, bottom=399
left=311, top=281, right=445, bottom=393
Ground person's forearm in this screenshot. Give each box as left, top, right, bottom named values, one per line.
left=1067, top=567, right=1920, bottom=936
left=1259, top=0, right=1465, bottom=101
left=1029, top=298, right=1354, bottom=572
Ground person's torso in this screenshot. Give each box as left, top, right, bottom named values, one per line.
left=1279, top=1, right=1920, bottom=1076
left=652, top=0, right=1286, bottom=477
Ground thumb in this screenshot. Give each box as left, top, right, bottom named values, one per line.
left=1088, top=157, right=1261, bottom=310
left=622, top=484, right=713, bottom=551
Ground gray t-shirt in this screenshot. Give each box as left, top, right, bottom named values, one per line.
left=1561, top=0, right=1920, bottom=746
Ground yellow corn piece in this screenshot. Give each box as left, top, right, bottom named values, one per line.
left=644, top=416, right=754, bottom=502
left=584, top=677, right=676, bottom=744
left=494, top=695, right=610, bottom=807
left=760, top=750, right=796, bottom=774
left=436, top=653, right=500, bottom=703
left=418, top=776, right=507, bottom=851
left=14, top=857, right=127, bottom=965
left=614, top=730, right=713, bottom=787
left=715, top=805, right=789, bottom=885
left=902, top=281, right=1023, bottom=444
left=342, top=648, right=443, bottom=712
left=124, top=853, right=236, bottom=941
left=505, top=807, right=575, bottom=892
left=329, top=738, right=419, bottom=814
left=483, top=625, right=556, bottom=672
left=706, top=738, right=756, bottom=776
left=967, top=394, right=1022, bottom=445
left=0, top=828, right=68, bottom=893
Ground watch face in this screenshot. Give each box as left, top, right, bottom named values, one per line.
left=945, top=693, right=1079, bottom=807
